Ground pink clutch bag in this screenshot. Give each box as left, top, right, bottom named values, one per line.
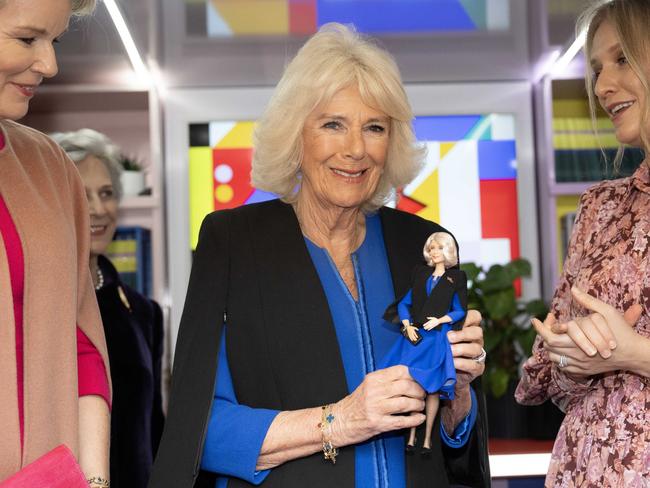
left=0, top=445, right=88, bottom=487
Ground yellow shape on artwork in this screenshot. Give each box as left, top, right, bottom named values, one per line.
left=215, top=184, right=234, bottom=203
left=189, top=147, right=215, bottom=249
left=211, top=0, right=288, bottom=35
left=440, top=142, right=455, bottom=160
left=215, top=121, right=256, bottom=149
left=409, top=169, right=440, bottom=223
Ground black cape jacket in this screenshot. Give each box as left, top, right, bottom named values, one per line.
left=148, top=199, right=490, bottom=488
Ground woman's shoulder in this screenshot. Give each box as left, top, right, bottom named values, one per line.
left=1, top=120, right=72, bottom=173
left=444, top=268, right=467, bottom=285
left=202, top=198, right=288, bottom=226
left=2, top=120, right=62, bottom=154
left=581, top=175, right=633, bottom=205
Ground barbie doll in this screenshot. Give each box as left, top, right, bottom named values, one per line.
left=381, top=232, right=467, bottom=452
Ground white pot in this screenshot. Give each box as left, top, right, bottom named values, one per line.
left=121, top=170, right=145, bottom=196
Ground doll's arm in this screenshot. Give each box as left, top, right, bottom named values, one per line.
left=397, top=289, right=413, bottom=325
left=424, top=293, right=466, bottom=330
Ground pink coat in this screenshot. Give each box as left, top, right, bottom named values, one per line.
left=0, top=120, right=110, bottom=479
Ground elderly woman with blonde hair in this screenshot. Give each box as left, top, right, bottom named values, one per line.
left=151, top=23, right=489, bottom=488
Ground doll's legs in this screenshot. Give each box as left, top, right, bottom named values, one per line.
left=422, top=393, right=440, bottom=451
left=406, top=422, right=417, bottom=451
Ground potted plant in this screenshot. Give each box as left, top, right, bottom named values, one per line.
left=119, top=155, right=146, bottom=196
left=461, top=258, right=563, bottom=438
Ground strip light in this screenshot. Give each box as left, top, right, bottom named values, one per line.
left=550, top=28, right=587, bottom=77
left=103, top=0, right=151, bottom=87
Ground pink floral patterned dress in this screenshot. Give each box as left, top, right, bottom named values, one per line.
left=516, top=161, right=650, bottom=487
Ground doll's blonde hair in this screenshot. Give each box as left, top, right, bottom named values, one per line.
left=423, top=232, right=458, bottom=268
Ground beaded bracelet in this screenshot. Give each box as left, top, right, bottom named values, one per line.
left=87, top=476, right=110, bottom=488
left=319, top=404, right=338, bottom=464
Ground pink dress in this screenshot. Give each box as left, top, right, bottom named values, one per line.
left=515, top=162, right=650, bottom=487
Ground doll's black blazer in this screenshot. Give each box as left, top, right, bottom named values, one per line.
left=384, top=266, right=468, bottom=328
left=148, top=199, right=490, bottom=488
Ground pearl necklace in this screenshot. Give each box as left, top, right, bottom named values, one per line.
left=95, top=267, right=105, bottom=291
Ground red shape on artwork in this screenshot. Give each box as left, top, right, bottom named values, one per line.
left=396, top=193, right=426, bottom=214
left=480, top=179, right=521, bottom=294
left=212, top=147, right=254, bottom=210
left=289, top=0, right=317, bottom=35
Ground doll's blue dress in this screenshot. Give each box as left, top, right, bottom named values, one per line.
left=379, top=275, right=466, bottom=400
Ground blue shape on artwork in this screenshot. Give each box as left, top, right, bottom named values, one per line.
left=245, top=189, right=277, bottom=205
left=316, top=0, right=477, bottom=34
left=414, top=115, right=482, bottom=142
left=478, top=140, right=517, bottom=180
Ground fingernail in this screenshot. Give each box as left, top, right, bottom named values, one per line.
left=610, top=341, right=617, bottom=349
left=602, top=350, right=611, bottom=358
left=447, top=332, right=455, bottom=341
left=588, top=348, right=596, bottom=356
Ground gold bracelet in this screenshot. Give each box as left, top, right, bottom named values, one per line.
left=86, top=476, right=110, bottom=488
left=319, top=404, right=338, bottom=464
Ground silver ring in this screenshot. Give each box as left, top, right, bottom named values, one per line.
left=473, top=348, right=487, bottom=364
left=558, top=355, right=568, bottom=369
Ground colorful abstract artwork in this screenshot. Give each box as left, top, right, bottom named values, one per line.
left=189, top=0, right=510, bottom=37
left=400, top=114, right=518, bottom=270
left=188, top=114, right=519, bottom=274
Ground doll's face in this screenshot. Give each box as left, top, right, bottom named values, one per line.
left=427, top=240, right=445, bottom=265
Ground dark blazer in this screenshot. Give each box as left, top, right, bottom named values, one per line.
left=149, top=199, right=490, bottom=488
left=385, top=266, right=468, bottom=329
left=97, top=255, right=164, bottom=488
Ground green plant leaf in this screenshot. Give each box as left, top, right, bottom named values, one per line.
left=484, top=288, right=516, bottom=320
left=504, top=258, right=531, bottom=280
left=518, top=327, right=538, bottom=356
left=460, top=262, right=481, bottom=282
left=525, top=299, right=549, bottom=319
left=120, top=154, right=143, bottom=171
left=481, top=265, right=512, bottom=292
left=483, top=328, right=503, bottom=354
left=488, top=367, right=510, bottom=398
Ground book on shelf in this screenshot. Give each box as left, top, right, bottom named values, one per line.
left=106, top=226, right=152, bottom=297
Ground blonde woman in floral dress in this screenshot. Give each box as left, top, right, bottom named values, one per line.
left=516, top=0, right=650, bottom=486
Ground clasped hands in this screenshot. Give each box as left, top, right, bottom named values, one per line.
left=532, top=286, right=644, bottom=377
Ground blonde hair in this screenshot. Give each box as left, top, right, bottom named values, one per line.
left=0, top=0, right=96, bottom=15
left=251, top=22, right=425, bottom=212
left=423, top=232, right=458, bottom=268
left=71, top=0, right=96, bottom=16
left=579, top=0, right=650, bottom=167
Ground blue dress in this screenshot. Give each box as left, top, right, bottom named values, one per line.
left=380, top=275, right=466, bottom=400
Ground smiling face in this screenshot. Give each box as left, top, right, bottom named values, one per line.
left=77, top=155, right=119, bottom=258
left=591, top=19, right=648, bottom=149
left=299, top=85, right=390, bottom=211
left=427, top=240, right=445, bottom=266
left=0, top=0, right=71, bottom=120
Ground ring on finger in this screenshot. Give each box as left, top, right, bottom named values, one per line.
left=472, top=348, right=487, bottom=364
left=558, top=354, right=568, bottom=369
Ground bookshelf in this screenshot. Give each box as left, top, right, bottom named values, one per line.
left=536, top=78, right=643, bottom=299
left=22, top=86, right=166, bottom=304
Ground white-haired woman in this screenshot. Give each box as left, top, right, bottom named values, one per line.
left=151, top=23, right=488, bottom=488
left=52, top=129, right=164, bottom=488
left=0, top=1, right=110, bottom=487
left=381, top=232, right=468, bottom=455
